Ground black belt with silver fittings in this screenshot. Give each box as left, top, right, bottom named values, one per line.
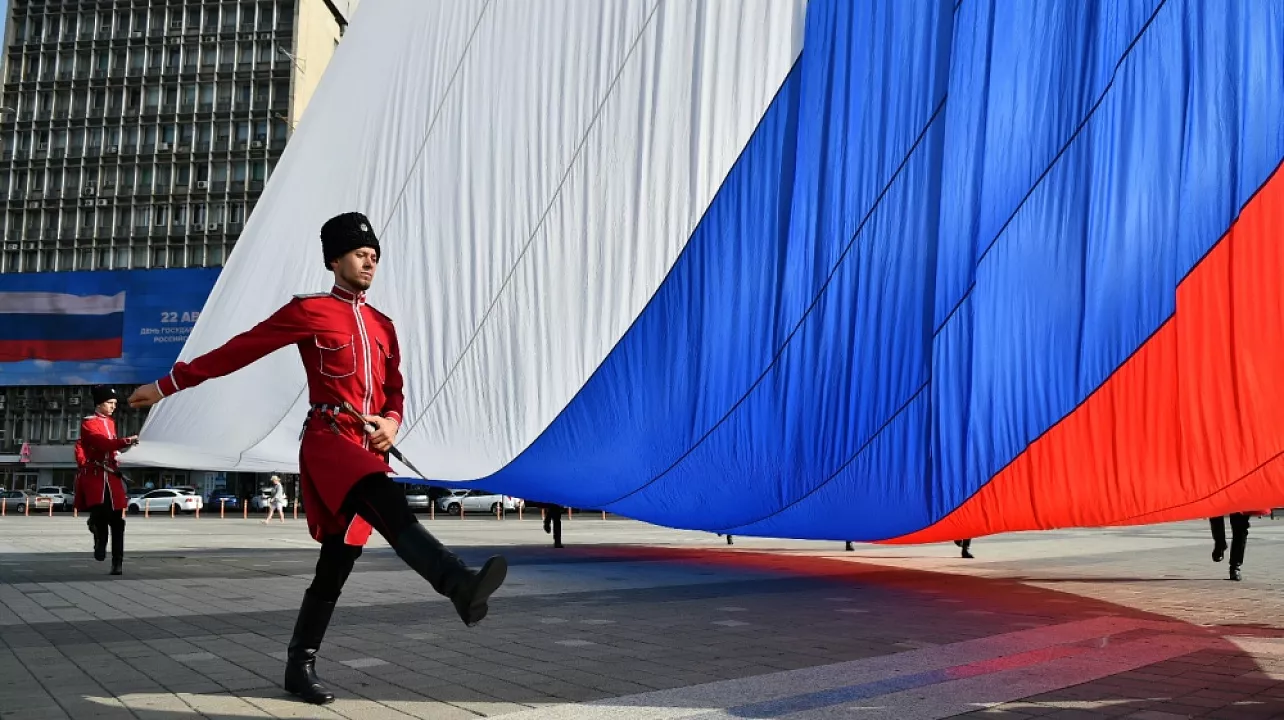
left=299, top=403, right=346, bottom=439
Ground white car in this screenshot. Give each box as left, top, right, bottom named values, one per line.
left=435, top=489, right=520, bottom=515
left=129, top=488, right=204, bottom=514
left=250, top=488, right=292, bottom=511
left=36, top=486, right=74, bottom=511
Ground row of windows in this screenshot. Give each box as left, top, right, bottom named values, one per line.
left=6, top=79, right=292, bottom=118
left=0, top=404, right=147, bottom=451
left=6, top=157, right=278, bottom=194
left=11, top=197, right=254, bottom=226
left=8, top=41, right=296, bottom=84
left=0, top=469, right=78, bottom=490
left=12, top=3, right=293, bottom=42
left=0, top=404, right=145, bottom=446
left=9, top=199, right=255, bottom=231
left=2, top=415, right=83, bottom=445
left=2, top=239, right=238, bottom=273
left=5, top=120, right=287, bottom=162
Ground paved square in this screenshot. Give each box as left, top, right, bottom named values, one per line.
left=1, top=513, right=1282, bottom=719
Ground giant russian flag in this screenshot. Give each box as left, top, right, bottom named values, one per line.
left=130, top=0, right=1284, bottom=543
left=0, top=291, right=126, bottom=362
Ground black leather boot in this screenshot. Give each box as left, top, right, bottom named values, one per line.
left=1229, top=565, right=1242, bottom=581
left=92, top=519, right=107, bottom=562
left=284, top=590, right=337, bottom=704
left=393, top=523, right=507, bottom=627
left=109, top=516, right=124, bottom=574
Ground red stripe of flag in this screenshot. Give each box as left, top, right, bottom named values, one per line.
left=0, top=338, right=124, bottom=363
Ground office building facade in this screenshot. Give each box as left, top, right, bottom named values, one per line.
left=0, top=0, right=354, bottom=492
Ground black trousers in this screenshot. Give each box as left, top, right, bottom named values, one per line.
left=543, top=505, right=564, bottom=546
left=307, top=474, right=423, bottom=602
left=1210, top=513, right=1250, bottom=567
left=89, top=503, right=126, bottom=560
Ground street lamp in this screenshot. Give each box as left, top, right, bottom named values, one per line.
left=275, top=45, right=305, bottom=74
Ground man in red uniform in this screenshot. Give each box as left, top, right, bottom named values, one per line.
left=127, top=212, right=507, bottom=705
left=74, top=385, right=137, bottom=576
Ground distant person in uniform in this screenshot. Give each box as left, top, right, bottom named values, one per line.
left=525, top=501, right=566, bottom=548
left=73, top=386, right=137, bottom=576
left=128, top=212, right=507, bottom=705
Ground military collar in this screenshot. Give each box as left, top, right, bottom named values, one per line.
left=330, top=284, right=367, bottom=305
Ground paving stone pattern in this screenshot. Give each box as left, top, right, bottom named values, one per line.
left=0, top=514, right=1282, bottom=719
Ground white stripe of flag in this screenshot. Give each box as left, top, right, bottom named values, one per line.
left=0, top=291, right=126, bottom=315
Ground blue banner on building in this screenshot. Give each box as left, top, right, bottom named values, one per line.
left=0, top=268, right=221, bottom=386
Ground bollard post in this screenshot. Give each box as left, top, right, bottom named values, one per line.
left=567, top=507, right=573, bottom=520
left=170, top=502, right=175, bottom=518
left=2, top=498, right=6, bottom=516
left=195, top=503, right=200, bottom=519
left=49, top=501, right=54, bottom=517
left=74, top=507, right=78, bottom=518
left=293, top=499, right=298, bottom=520
left=430, top=501, right=435, bottom=521
left=25, top=501, right=30, bottom=516
left=518, top=503, right=523, bottom=521
left=243, top=502, right=248, bottom=519
left=220, top=498, right=226, bottom=519
left=460, top=503, right=465, bottom=520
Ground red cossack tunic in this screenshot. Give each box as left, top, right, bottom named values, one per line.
left=152, top=285, right=405, bottom=543
left=74, top=413, right=131, bottom=512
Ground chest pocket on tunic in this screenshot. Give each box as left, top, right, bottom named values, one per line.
left=314, top=334, right=357, bottom=378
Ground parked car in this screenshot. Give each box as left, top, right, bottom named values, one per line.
left=0, top=490, right=53, bottom=514
left=404, top=485, right=431, bottom=512
left=250, top=487, right=291, bottom=512
left=207, top=489, right=241, bottom=509
left=35, top=486, right=75, bottom=511
left=128, top=489, right=203, bottom=514
left=435, top=489, right=520, bottom=515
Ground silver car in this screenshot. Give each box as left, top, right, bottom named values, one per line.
left=36, top=486, right=74, bottom=511
left=404, top=486, right=431, bottom=511
left=435, top=489, right=519, bottom=515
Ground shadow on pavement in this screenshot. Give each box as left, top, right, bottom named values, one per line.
left=3, top=544, right=1282, bottom=719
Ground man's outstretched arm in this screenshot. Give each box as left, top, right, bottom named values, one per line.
left=130, top=299, right=313, bottom=408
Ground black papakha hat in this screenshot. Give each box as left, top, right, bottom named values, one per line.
left=90, top=385, right=117, bottom=406
left=320, top=212, right=381, bottom=269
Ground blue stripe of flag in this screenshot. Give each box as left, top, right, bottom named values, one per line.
left=0, top=312, right=125, bottom=341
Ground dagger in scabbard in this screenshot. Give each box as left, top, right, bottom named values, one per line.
left=338, top=401, right=429, bottom=480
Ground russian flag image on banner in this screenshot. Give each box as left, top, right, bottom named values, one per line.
left=0, top=291, right=126, bottom=362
